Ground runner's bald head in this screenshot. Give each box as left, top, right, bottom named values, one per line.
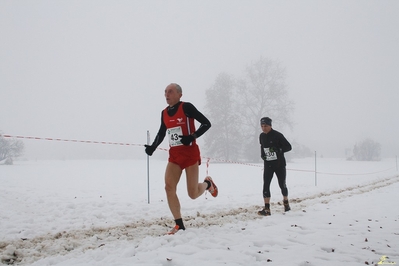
left=170, top=83, right=182, bottom=94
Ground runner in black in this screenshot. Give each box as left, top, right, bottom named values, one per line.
left=258, top=117, right=292, bottom=216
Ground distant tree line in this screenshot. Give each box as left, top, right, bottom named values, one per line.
left=348, top=138, right=381, bottom=161
left=202, top=57, right=385, bottom=162
left=285, top=140, right=313, bottom=161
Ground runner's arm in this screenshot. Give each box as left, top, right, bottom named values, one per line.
left=280, top=134, right=292, bottom=153
left=260, top=134, right=266, bottom=159
left=150, top=111, right=167, bottom=147
left=183, top=102, right=211, bottom=138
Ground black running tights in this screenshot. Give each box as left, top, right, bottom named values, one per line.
left=262, top=165, right=288, bottom=198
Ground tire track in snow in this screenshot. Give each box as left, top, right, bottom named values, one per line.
left=290, top=174, right=399, bottom=206
left=1, top=175, right=398, bottom=265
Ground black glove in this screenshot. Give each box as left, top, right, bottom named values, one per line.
left=179, top=135, right=195, bottom=146
left=269, top=147, right=281, bottom=153
left=144, top=144, right=156, bottom=156
left=261, top=155, right=267, bottom=161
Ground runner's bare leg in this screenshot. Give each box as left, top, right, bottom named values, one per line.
left=185, top=162, right=207, bottom=199
left=165, top=162, right=183, bottom=219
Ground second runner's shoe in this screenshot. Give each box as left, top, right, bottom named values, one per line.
left=258, top=208, right=271, bottom=216
left=283, top=200, right=291, bottom=212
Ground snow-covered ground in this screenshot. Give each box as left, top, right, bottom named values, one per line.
left=1, top=157, right=398, bottom=265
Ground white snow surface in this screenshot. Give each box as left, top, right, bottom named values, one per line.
left=1, top=158, right=398, bottom=265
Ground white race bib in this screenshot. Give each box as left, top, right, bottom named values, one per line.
left=168, top=126, right=183, bottom=147
left=263, top=147, right=278, bottom=161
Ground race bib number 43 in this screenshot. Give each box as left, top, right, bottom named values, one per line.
left=168, top=126, right=183, bottom=147
left=263, top=148, right=278, bottom=161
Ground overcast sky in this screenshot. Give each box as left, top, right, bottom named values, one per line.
left=1, top=0, right=398, bottom=159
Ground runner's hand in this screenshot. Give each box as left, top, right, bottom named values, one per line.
left=144, top=144, right=156, bottom=156
left=179, top=135, right=195, bottom=146
left=269, top=147, right=281, bottom=153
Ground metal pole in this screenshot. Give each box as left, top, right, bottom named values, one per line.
left=315, top=151, right=317, bottom=186
left=147, top=130, right=150, bottom=204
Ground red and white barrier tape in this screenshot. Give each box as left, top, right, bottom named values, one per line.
left=1, top=134, right=144, bottom=147
left=1, top=134, right=394, bottom=175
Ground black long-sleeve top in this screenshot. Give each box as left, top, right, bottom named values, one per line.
left=259, top=128, right=292, bottom=167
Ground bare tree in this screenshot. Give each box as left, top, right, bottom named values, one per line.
left=0, top=133, right=25, bottom=164
left=204, top=73, right=243, bottom=161
left=353, top=138, right=381, bottom=161
left=237, top=57, right=294, bottom=161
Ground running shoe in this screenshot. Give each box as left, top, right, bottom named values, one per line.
left=283, top=200, right=291, bottom=212
left=257, top=208, right=271, bottom=216
left=204, top=176, right=218, bottom=197
left=166, top=225, right=180, bottom=235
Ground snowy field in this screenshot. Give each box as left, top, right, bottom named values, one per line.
left=1, top=157, right=398, bottom=265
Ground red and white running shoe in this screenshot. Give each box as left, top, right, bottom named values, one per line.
left=166, top=225, right=180, bottom=235
left=204, top=176, right=218, bottom=197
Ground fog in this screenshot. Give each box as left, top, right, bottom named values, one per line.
left=1, top=1, right=398, bottom=159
